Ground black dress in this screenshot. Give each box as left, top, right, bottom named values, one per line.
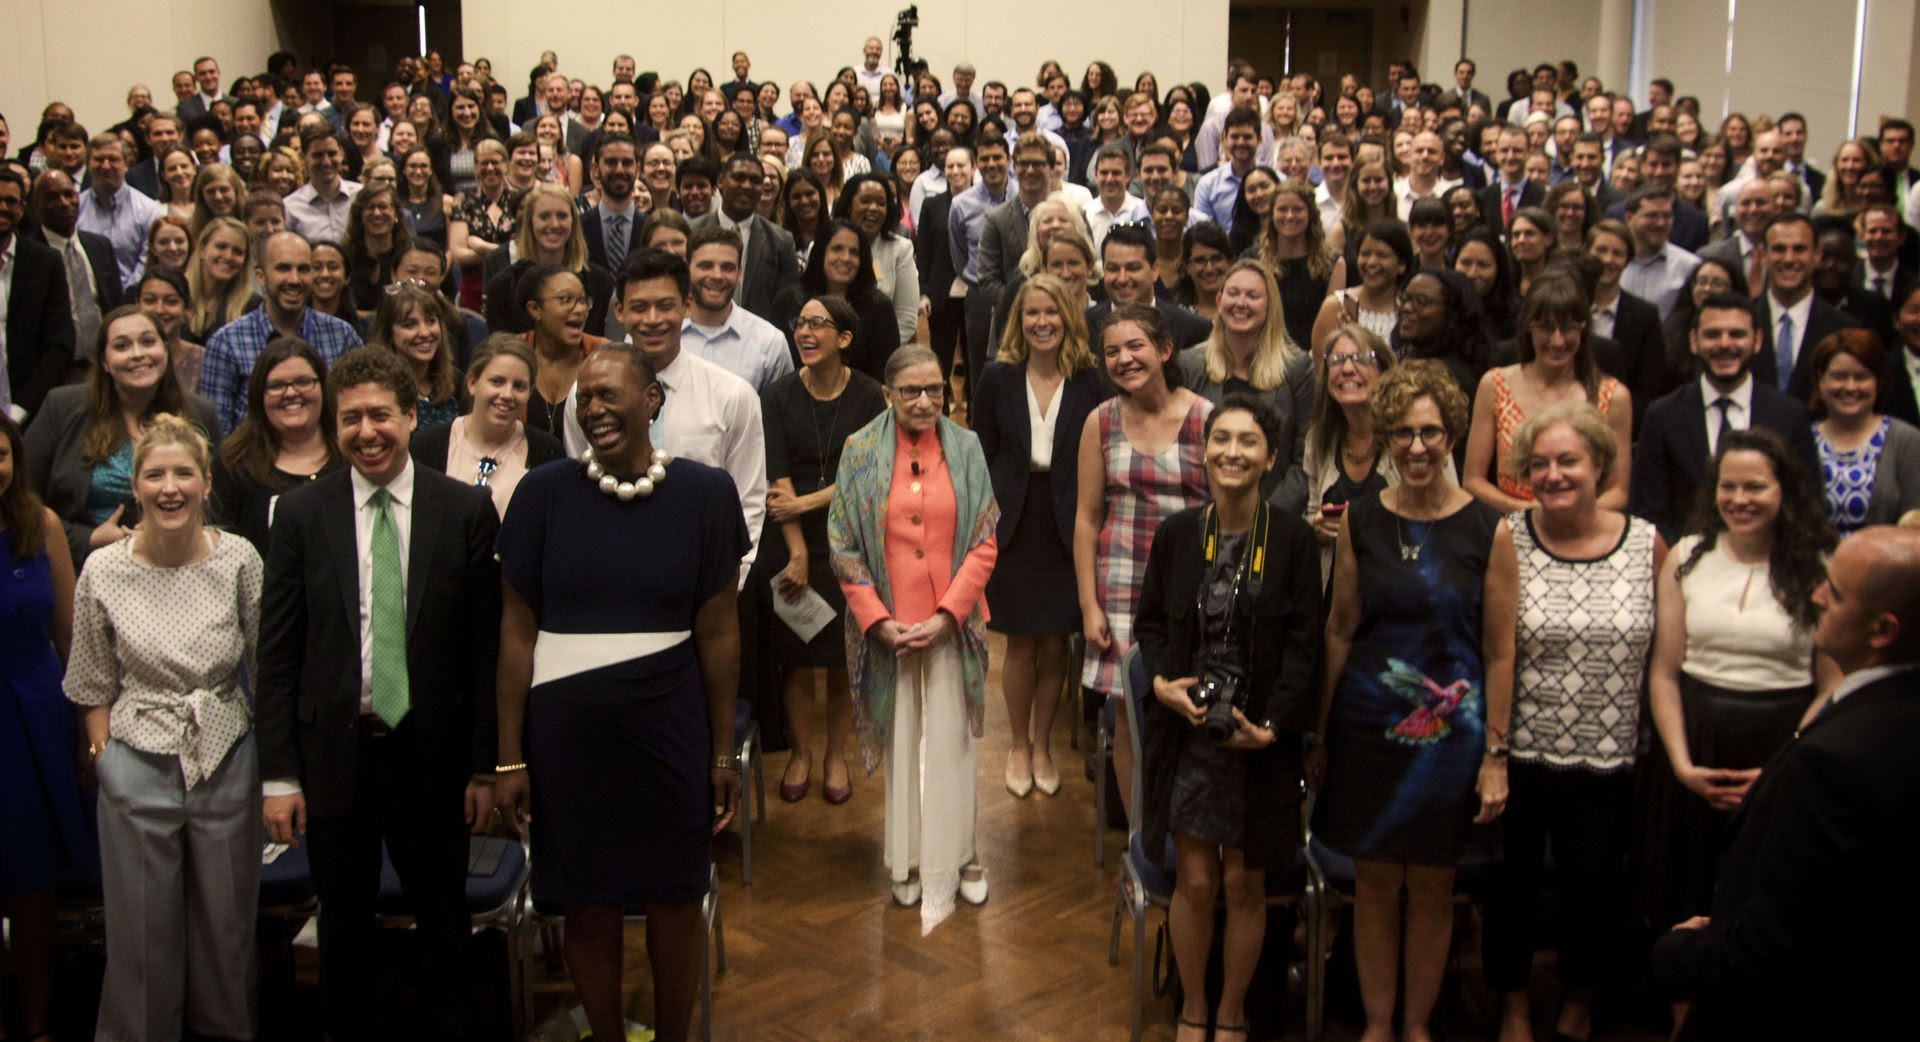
left=1272, top=260, right=1329, bottom=352
left=1167, top=531, right=1251, bottom=846
left=760, top=369, right=887, bottom=666
left=496, top=458, right=748, bottom=905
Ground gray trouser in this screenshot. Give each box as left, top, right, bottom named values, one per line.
left=95, top=732, right=262, bottom=1042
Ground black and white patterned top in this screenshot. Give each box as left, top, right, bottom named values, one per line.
left=64, top=533, right=263, bottom=789
left=1509, top=511, right=1657, bottom=773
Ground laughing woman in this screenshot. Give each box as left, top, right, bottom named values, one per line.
left=211, top=336, right=342, bottom=551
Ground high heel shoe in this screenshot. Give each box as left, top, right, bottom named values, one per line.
left=779, top=763, right=811, bottom=803
left=1031, top=756, right=1061, bottom=796
left=822, top=759, right=852, bottom=803
left=1004, top=752, right=1033, bottom=797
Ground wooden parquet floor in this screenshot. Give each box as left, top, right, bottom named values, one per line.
left=523, top=632, right=1188, bottom=1041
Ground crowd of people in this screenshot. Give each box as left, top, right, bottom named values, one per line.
left=2, top=37, right=1920, bottom=1042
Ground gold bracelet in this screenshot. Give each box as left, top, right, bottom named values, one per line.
left=712, top=753, right=743, bottom=772
left=494, top=762, right=528, bottom=773
left=89, top=740, right=106, bottom=760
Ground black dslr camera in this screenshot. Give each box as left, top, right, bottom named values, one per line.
left=1190, top=660, right=1247, bottom=744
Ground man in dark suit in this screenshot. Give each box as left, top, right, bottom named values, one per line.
left=1477, top=125, right=1543, bottom=232
left=1853, top=203, right=1914, bottom=304
left=915, top=148, right=970, bottom=382
left=1086, top=225, right=1211, bottom=351
left=1629, top=293, right=1820, bottom=543
left=175, top=56, right=233, bottom=122
left=1439, top=59, right=1490, bottom=115
left=28, top=168, right=119, bottom=363
left=1605, top=137, right=1707, bottom=251
left=1652, top=525, right=1920, bottom=1041
left=1811, top=217, right=1895, bottom=350
left=580, top=133, right=642, bottom=338
left=258, top=346, right=500, bottom=1041
left=125, top=113, right=184, bottom=200
left=1697, top=177, right=1774, bottom=289
left=1749, top=213, right=1862, bottom=402
left=0, top=167, right=75, bottom=425
left=1776, top=112, right=1824, bottom=210
left=689, top=152, right=800, bottom=331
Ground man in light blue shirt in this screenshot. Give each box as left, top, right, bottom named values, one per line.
left=1002, top=89, right=1069, bottom=159
left=681, top=224, right=794, bottom=394
left=1192, top=108, right=1261, bottom=231
left=947, top=136, right=1011, bottom=286
left=75, top=135, right=164, bottom=288
left=1619, top=187, right=1701, bottom=320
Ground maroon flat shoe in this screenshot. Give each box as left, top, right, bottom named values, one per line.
left=823, top=781, right=853, bottom=804
left=779, top=777, right=810, bottom=803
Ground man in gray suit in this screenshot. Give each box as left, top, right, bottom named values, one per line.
left=973, top=132, right=1056, bottom=387
left=690, top=152, right=800, bottom=330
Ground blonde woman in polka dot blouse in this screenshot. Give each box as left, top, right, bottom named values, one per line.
left=64, top=414, right=265, bottom=1042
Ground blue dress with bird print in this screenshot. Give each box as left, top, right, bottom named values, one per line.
left=1313, top=492, right=1502, bottom=866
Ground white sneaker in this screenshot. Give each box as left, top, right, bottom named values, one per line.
left=958, top=865, right=989, bottom=905
left=891, top=876, right=922, bottom=907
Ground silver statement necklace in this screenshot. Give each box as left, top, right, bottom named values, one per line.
left=1396, top=513, right=1433, bottom=562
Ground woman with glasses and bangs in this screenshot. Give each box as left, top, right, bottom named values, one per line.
left=211, top=336, right=342, bottom=552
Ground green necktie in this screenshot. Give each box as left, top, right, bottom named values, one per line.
left=369, top=487, right=411, bottom=727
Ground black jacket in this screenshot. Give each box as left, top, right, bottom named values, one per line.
left=1134, top=504, right=1321, bottom=869
left=1627, top=377, right=1821, bottom=543
left=1652, top=668, right=1920, bottom=1040
left=6, top=235, right=76, bottom=420
left=254, top=468, right=501, bottom=817
left=970, top=361, right=1110, bottom=557
left=915, top=191, right=960, bottom=302
left=1748, top=295, right=1863, bottom=403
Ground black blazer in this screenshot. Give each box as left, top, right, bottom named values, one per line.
left=970, top=361, right=1110, bottom=557
left=1476, top=178, right=1545, bottom=231
left=1826, top=286, right=1895, bottom=354
left=1085, top=300, right=1211, bottom=352
left=66, top=230, right=124, bottom=312
left=689, top=211, right=800, bottom=329
left=1749, top=295, right=1863, bottom=403
left=1883, top=341, right=1920, bottom=427
left=22, top=385, right=219, bottom=568
left=1611, top=291, right=1666, bottom=429
left=915, top=191, right=960, bottom=301
left=408, top=418, right=566, bottom=475
left=1134, top=504, right=1321, bottom=870
left=254, top=467, right=502, bottom=818
left=7, top=235, right=76, bottom=420
left=1652, top=669, right=1920, bottom=1041
left=1627, top=378, right=1821, bottom=543
left=1601, top=198, right=1709, bottom=253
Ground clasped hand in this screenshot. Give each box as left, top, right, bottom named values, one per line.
left=1677, top=763, right=1761, bottom=812
left=766, top=487, right=817, bottom=523
left=869, top=612, right=954, bottom=656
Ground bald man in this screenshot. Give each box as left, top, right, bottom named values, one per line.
left=1653, top=525, right=1920, bottom=1040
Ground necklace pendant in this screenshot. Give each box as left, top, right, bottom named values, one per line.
left=1400, top=543, right=1421, bottom=561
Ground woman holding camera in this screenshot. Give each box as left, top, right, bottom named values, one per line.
left=1135, top=394, right=1322, bottom=1042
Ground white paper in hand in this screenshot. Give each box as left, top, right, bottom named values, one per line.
left=770, top=576, right=837, bottom=644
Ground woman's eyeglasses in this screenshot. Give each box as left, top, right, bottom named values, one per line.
left=1386, top=425, right=1449, bottom=448
left=790, top=315, right=842, bottom=332
left=891, top=383, right=945, bottom=402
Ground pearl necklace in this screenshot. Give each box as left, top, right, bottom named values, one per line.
left=581, top=448, right=670, bottom=501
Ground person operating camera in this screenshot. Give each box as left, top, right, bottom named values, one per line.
left=1133, top=393, right=1321, bottom=1041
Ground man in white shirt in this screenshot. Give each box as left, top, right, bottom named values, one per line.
left=855, top=37, right=887, bottom=98
left=1081, top=144, right=1148, bottom=253
left=1700, top=178, right=1775, bottom=288
left=681, top=225, right=794, bottom=394
left=283, top=125, right=362, bottom=245
left=1395, top=130, right=1454, bottom=221
left=1858, top=204, right=1911, bottom=302
left=569, top=249, right=767, bottom=587
left=1720, top=130, right=1787, bottom=228
left=1315, top=133, right=1353, bottom=229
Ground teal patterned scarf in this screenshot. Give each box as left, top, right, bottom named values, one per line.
left=828, top=411, right=999, bottom=774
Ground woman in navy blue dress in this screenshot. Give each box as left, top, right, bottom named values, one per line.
left=0, top=414, right=90, bottom=1042
left=493, top=345, right=747, bottom=1042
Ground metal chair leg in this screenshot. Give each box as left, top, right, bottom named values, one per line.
left=1093, top=722, right=1108, bottom=869
left=1108, top=882, right=1124, bottom=966
left=1129, top=906, right=1146, bottom=1042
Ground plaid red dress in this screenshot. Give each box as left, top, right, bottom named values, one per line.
left=1081, top=395, right=1212, bottom=696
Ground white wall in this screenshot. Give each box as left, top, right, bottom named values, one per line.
left=461, top=0, right=1229, bottom=105
left=1461, top=0, right=1607, bottom=95
left=0, top=0, right=281, bottom=139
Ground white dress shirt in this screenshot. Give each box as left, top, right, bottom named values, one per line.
left=1701, top=374, right=1755, bottom=456
left=263, top=461, right=414, bottom=798
left=1768, top=291, right=1815, bottom=379
left=1315, top=181, right=1344, bottom=230
left=1082, top=193, right=1149, bottom=253
left=562, top=348, right=767, bottom=587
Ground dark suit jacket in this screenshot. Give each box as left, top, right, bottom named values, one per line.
left=1696, top=232, right=1751, bottom=273
left=970, top=362, right=1110, bottom=557
left=408, top=418, right=566, bottom=476
left=1605, top=196, right=1709, bottom=252
left=255, top=467, right=502, bottom=818
left=580, top=205, right=643, bottom=339
left=1883, top=342, right=1920, bottom=427
left=176, top=94, right=233, bottom=123
left=1627, top=377, right=1821, bottom=542
left=1749, top=295, right=1863, bottom=403
left=35, top=229, right=125, bottom=315
left=6, top=235, right=76, bottom=420
left=22, top=386, right=219, bottom=567
left=1824, top=287, right=1894, bottom=354
left=688, top=210, right=800, bottom=329
left=915, top=191, right=959, bottom=300
left=126, top=158, right=161, bottom=200
left=1851, top=263, right=1915, bottom=308
left=1610, top=291, right=1666, bottom=430
left=1476, top=178, right=1544, bottom=231
left=1652, top=668, right=1920, bottom=1041
left=1440, top=87, right=1491, bottom=114
left=511, top=96, right=539, bottom=127
left=1085, top=299, right=1212, bottom=352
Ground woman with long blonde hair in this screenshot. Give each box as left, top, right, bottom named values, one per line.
left=184, top=217, right=255, bottom=342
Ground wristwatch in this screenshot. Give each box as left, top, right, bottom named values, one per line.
left=712, top=753, right=744, bottom=772
left=1485, top=744, right=1511, bottom=760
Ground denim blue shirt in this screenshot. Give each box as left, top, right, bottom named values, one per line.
left=77, top=183, right=166, bottom=288
left=1192, top=164, right=1246, bottom=231
left=200, top=307, right=364, bottom=435
left=947, top=180, right=1010, bottom=284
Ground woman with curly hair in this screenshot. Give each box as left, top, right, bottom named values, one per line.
left=1638, top=428, right=1840, bottom=931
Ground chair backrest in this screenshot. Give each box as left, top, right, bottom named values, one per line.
left=1121, top=646, right=1150, bottom=834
